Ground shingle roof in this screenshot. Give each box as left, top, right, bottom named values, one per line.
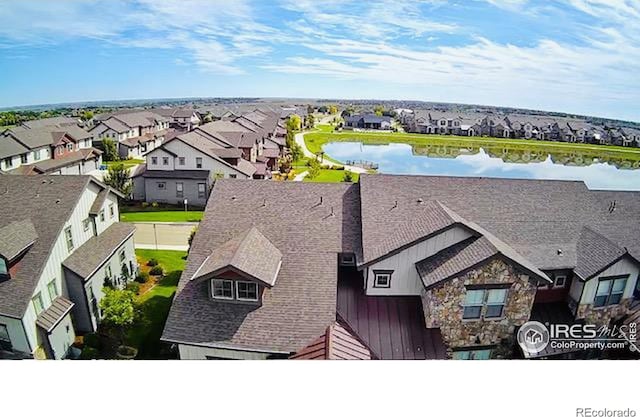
left=101, top=118, right=130, bottom=133
left=162, top=180, right=362, bottom=353
left=191, top=227, right=282, bottom=287
left=574, top=226, right=627, bottom=280
left=0, top=134, right=29, bottom=159
left=35, top=296, right=74, bottom=333
left=0, top=176, right=93, bottom=317
left=359, top=174, right=640, bottom=272
left=289, top=321, right=373, bottom=360
left=0, top=219, right=38, bottom=262
left=139, top=168, right=210, bottom=180
left=63, top=222, right=135, bottom=280
left=22, top=117, right=79, bottom=129
left=17, top=148, right=101, bottom=174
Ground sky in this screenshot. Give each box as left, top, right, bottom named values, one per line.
left=0, top=0, right=638, bottom=121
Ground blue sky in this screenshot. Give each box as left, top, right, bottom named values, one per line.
left=0, top=0, right=638, bottom=121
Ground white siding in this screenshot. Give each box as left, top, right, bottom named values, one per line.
left=146, top=148, right=175, bottom=171
left=47, top=313, right=75, bottom=359
left=580, top=257, right=640, bottom=305
left=177, top=344, right=272, bottom=360
left=569, top=275, right=584, bottom=303
left=162, top=139, right=249, bottom=179
left=365, top=226, right=473, bottom=296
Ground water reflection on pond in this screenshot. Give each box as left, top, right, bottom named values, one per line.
left=322, top=141, right=640, bottom=191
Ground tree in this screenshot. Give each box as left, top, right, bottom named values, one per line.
left=80, top=110, right=94, bottom=121
left=290, top=141, right=303, bottom=162
left=329, top=105, right=338, bottom=115
left=104, top=164, right=133, bottom=197
left=307, top=105, right=315, bottom=116
left=278, top=154, right=292, bottom=174
left=287, top=114, right=302, bottom=131
left=306, top=114, right=315, bottom=129
left=373, top=105, right=385, bottom=117
left=307, top=158, right=321, bottom=179
left=102, top=138, right=119, bottom=162
left=99, top=287, right=139, bottom=343
left=343, top=170, right=354, bottom=183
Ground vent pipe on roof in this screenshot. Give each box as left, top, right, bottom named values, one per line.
left=330, top=206, right=335, bottom=217
left=320, top=196, right=323, bottom=205
left=262, top=198, right=267, bottom=207
left=417, top=198, right=424, bottom=204
left=390, top=200, right=398, bottom=210
left=608, top=200, right=617, bottom=214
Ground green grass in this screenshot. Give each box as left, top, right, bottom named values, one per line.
left=127, top=249, right=187, bottom=359
left=104, top=159, right=145, bottom=169
left=303, top=125, right=640, bottom=168
left=120, top=211, right=203, bottom=223
left=304, top=168, right=359, bottom=183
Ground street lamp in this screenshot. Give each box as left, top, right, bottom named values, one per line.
left=184, top=199, right=188, bottom=212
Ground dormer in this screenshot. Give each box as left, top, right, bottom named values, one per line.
left=0, top=219, right=38, bottom=283
left=190, top=227, right=282, bottom=304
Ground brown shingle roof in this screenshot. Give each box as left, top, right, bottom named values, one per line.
left=191, top=227, right=282, bottom=287
left=574, top=226, right=628, bottom=280
left=0, top=219, right=38, bottom=262
left=162, top=180, right=362, bottom=353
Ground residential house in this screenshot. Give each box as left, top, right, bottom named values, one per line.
left=619, top=127, right=640, bottom=147
left=151, top=107, right=202, bottom=131
left=344, top=114, right=392, bottom=130
left=0, top=175, right=137, bottom=359
left=0, top=124, right=102, bottom=175
left=90, top=111, right=170, bottom=159
left=162, top=174, right=640, bottom=360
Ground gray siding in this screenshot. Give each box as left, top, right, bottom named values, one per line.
left=143, top=177, right=210, bottom=206
left=177, top=343, right=273, bottom=360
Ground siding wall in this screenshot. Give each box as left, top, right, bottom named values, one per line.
left=365, top=227, right=473, bottom=296
left=177, top=343, right=273, bottom=360
left=0, top=314, right=29, bottom=353
left=143, top=178, right=209, bottom=206
left=160, top=139, right=249, bottom=179
left=579, top=257, right=640, bottom=305
left=46, top=313, right=76, bottom=359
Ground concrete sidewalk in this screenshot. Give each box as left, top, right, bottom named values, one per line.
left=294, top=130, right=368, bottom=174
left=133, top=222, right=195, bottom=252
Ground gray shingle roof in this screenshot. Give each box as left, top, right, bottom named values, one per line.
left=359, top=174, right=640, bottom=272
left=0, top=219, right=38, bottom=262
left=191, top=227, right=282, bottom=287
left=0, top=176, right=93, bottom=317
left=139, top=168, right=210, bottom=180
left=22, top=117, right=79, bottom=129
left=574, top=226, right=627, bottom=280
left=35, top=296, right=74, bottom=333
left=0, top=134, right=29, bottom=159
left=63, top=222, right=135, bottom=280
left=162, top=180, right=362, bottom=353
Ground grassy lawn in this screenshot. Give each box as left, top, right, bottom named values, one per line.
left=304, top=168, right=359, bottom=183
left=120, top=211, right=203, bottom=223
left=104, top=159, right=145, bottom=169
left=304, top=125, right=640, bottom=165
left=127, top=249, right=187, bottom=359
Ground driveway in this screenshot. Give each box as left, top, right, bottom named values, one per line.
left=133, top=222, right=196, bottom=251
left=294, top=131, right=368, bottom=174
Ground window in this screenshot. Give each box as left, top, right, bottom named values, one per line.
left=21, top=154, right=28, bottom=164
left=0, top=324, right=11, bottom=351
left=34, top=149, right=41, bottom=160
left=553, top=275, right=566, bottom=288
left=64, top=226, right=74, bottom=251
left=157, top=182, right=166, bottom=190
left=119, top=250, right=126, bottom=263
left=211, top=279, right=234, bottom=300
left=594, top=276, right=628, bottom=308
left=82, top=217, right=91, bottom=232
left=106, top=264, right=112, bottom=278
left=47, top=280, right=58, bottom=301
left=32, top=292, right=45, bottom=315
left=236, top=281, right=258, bottom=301
left=4, top=157, right=13, bottom=168
left=195, top=157, right=203, bottom=169
left=373, top=270, right=392, bottom=288
left=109, top=204, right=115, bottom=218
left=229, top=174, right=237, bottom=179
left=463, top=288, right=508, bottom=320
left=198, top=183, right=206, bottom=199
left=162, top=157, right=169, bottom=165
left=178, top=157, right=185, bottom=166
left=99, top=209, right=105, bottom=222
left=67, top=143, right=74, bottom=152
left=151, top=157, right=158, bottom=165
left=0, top=258, right=8, bottom=277
left=176, top=182, right=184, bottom=198
left=453, top=349, right=492, bottom=360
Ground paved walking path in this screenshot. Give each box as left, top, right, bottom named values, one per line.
left=294, top=131, right=368, bottom=174
left=293, top=170, right=309, bottom=181
left=133, top=222, right=195, bottom=251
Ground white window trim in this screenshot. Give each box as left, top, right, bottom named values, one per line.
left=553, top=275, right=566, bottom=289
left=211, top=279, right=234, bottom=300
left=373, top=271, right=392, bottom=288
left=47, top=279, right=58, bottom=301
left=235, top=281, right=259, bottom=301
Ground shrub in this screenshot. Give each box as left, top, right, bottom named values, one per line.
left=80, top=346, right=99, bottom=360
left=147, top=258, right=158, bottom=267
left=149, top=266, right=164, bottom=276
left=125, top=282, right=141, bottom=295
left=141, top=202, right=149, bottom=208
left=151, top=201, right=159, bottom=208
left=83, top=332, right=101, bottom=349
left=135, top=271, right=149, bottom=283
left=343, top=171, right=354, bottom=183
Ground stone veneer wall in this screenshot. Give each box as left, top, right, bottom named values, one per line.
left=421, top=258, right=538, bottom=358
left=576, top=298, right=632, bottom=327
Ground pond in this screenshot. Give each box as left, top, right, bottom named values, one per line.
left=322, top=141, right=640, bottom=191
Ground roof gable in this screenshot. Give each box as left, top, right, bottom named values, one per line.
left=0, top=219, right=38, bottom=262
